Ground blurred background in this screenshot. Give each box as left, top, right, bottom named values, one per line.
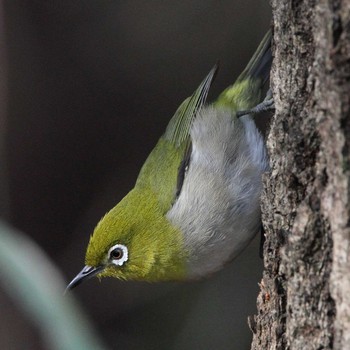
left=0, top=1, right=271, bottom=349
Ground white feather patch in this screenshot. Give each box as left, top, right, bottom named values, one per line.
left=108, top=244, right=129, bottom=266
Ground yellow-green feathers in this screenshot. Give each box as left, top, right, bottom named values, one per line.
left=86, top=138, right=189, bottom=280
left=216, top=30, right=271, bottom=110
left=84, top=31, right=271, bottom=282
left=86, top=188, right=186, bottom=281
left=216, top=79, right=262, bottom=111
left=85, top=65, right=219, bottom=281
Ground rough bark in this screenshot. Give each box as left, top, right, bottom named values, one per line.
left=251, top=1, right=350, bottom=349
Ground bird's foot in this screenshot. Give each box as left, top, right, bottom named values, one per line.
left=237, top=89, right=275, bottom=118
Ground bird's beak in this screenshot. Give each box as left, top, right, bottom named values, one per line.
left=65, top=265, right=104, bottom=293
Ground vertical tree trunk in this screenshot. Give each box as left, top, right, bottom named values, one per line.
left=251, top=1, right=350, bottom=349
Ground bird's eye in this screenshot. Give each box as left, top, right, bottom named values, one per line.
left=110, top=248, right=123, bottom=260
left=108, top=244, right=128, bottom=266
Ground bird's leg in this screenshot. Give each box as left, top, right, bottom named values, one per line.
left=237, top=89, right=275, bottom=118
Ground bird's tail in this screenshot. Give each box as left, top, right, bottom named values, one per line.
left=236, top=30, right=272, bottom=84
left=216, top=30, right=272, bottom=111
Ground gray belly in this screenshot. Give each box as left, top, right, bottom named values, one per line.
left=166, top=106, right=268, bottom=278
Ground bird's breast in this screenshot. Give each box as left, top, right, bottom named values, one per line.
left=166, top=106, right=268, bottom=278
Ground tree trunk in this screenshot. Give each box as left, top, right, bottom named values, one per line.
left=251, top=1, right=350, bottom=349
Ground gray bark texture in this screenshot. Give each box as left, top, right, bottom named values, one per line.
left=250, top=1, right=350, bottom=349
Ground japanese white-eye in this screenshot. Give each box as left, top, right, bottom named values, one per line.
left=67, top=31, right=272, bottom=290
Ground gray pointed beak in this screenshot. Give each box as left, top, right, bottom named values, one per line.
left=65, top=265, right=104, bottom=293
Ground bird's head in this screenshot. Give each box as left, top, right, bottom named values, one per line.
left=66, top=188, right=186, bottom=291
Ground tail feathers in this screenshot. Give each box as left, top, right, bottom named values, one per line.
left=216, top=30, right=272, bottom=110
left=236, top=30, right=272, bottom=85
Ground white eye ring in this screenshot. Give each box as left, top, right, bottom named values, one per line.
left=108, top=244, right=128, bottom=266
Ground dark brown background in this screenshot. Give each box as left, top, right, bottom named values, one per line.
left=0, top=1, right=270, bottom=349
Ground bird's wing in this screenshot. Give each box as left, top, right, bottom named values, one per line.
left=163, top=64, right=218, bottom=147
left=135, top=66, right=218, bottom=213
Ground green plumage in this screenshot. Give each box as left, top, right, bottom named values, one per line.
left=216, top=30, right=271, bottom=110
left=85, top=65, right=219, bottom=281
left=86, top=187, right=186, bottom=281
left=81, top=30, right=272, bottom=282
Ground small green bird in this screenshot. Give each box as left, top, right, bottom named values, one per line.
left=67, top=31, right=272, bottom=290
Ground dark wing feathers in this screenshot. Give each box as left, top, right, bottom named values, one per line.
left=164, top=64, right=218, bottom=147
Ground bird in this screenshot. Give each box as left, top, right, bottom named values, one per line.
left=66, top=30, right=273, bottom=291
